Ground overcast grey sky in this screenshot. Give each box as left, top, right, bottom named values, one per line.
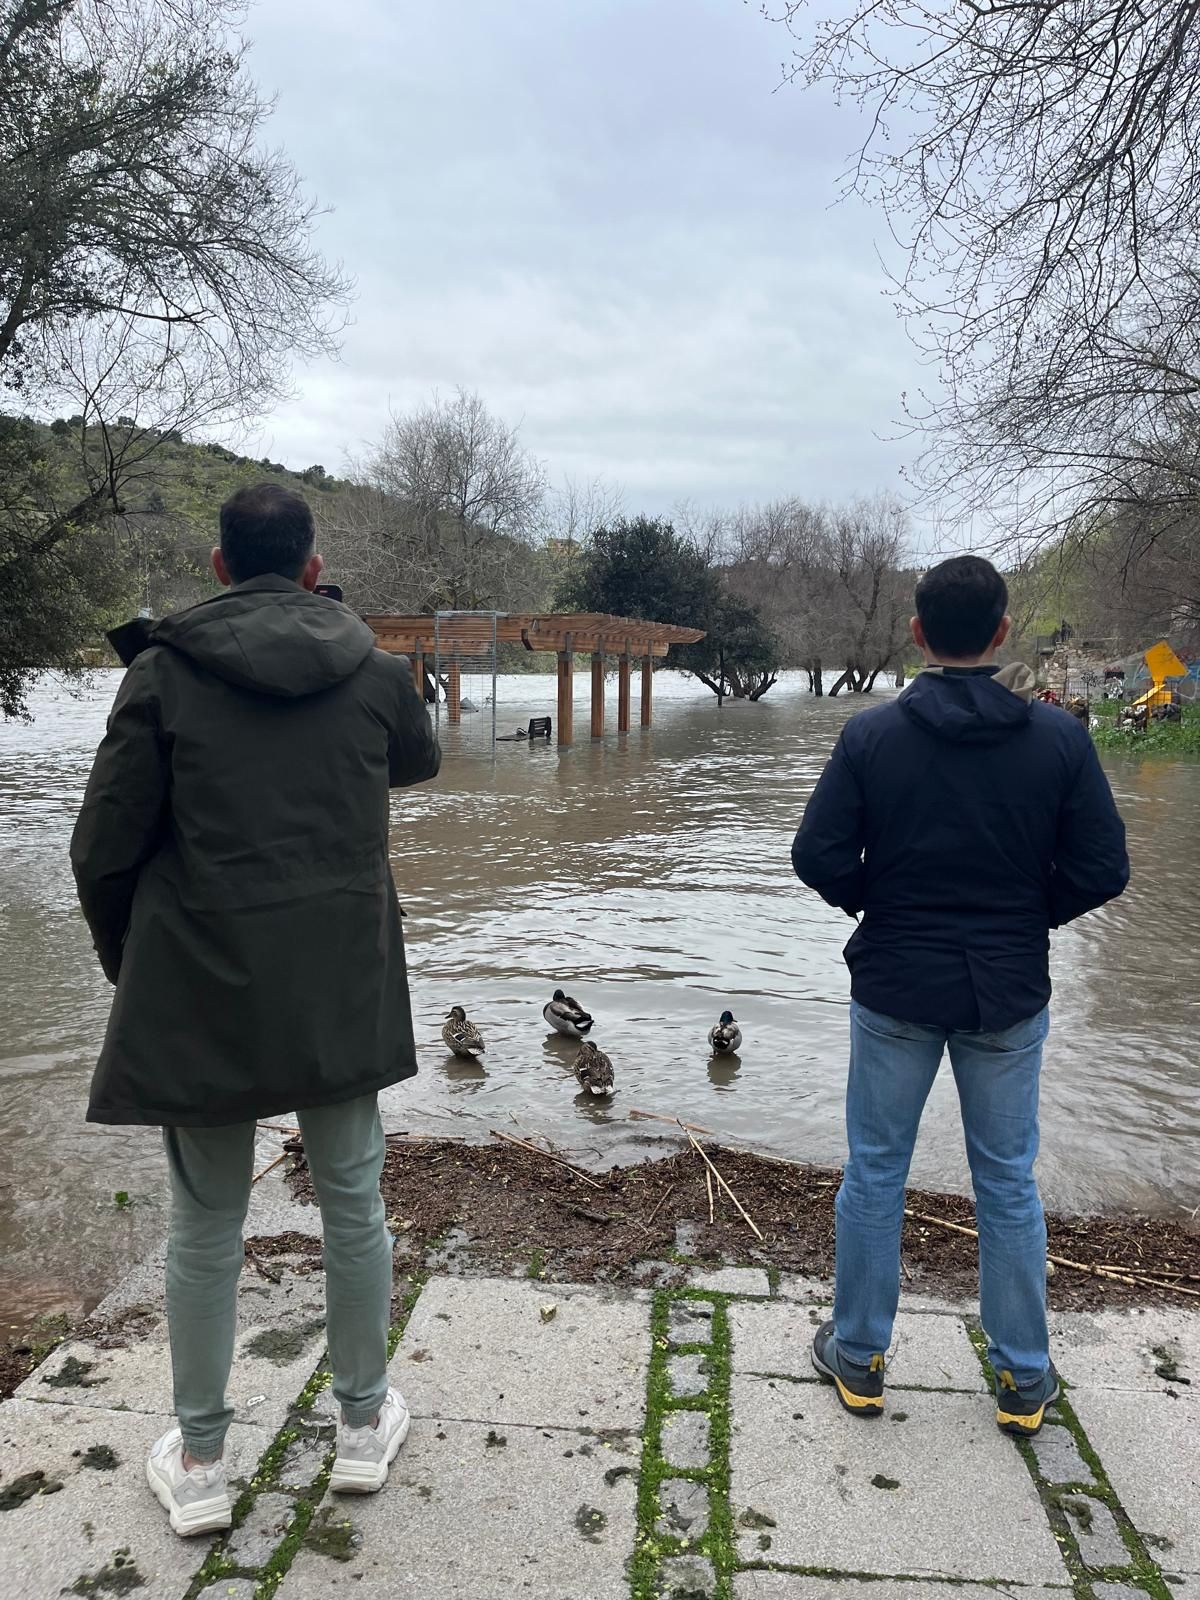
left=242, top=0, right=923, bottom=520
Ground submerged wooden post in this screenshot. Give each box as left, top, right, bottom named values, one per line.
left=640, top=654, right=653, bottom=727
left=617, top=650, right=631, bottom=733
left=591, top=651, right=605, bottom=738
left=447, top=659, right=461, bottom=724
left=557, top=637, right=574, bottom=746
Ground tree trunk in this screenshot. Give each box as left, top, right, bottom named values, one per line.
left=693, top=671, right=725, bottom=698
left=812, top=660, right=823, bottom=697
left=863, top=669, right=880, bottom=693
left=748, top=673, right=778, bottom=701
left=829, top=670, right=851, bottom=697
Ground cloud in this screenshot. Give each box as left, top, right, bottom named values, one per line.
left=241, top=0, right=923, bottom=516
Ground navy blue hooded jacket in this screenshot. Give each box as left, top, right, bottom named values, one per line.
left=791, top=665, right=1129, bottom=1032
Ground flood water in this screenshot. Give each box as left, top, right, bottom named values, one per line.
left=2, top=670, right=1198, bottom=1327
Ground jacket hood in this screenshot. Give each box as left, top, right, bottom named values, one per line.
left=899, top=662, right=1036, bottom=745
left=151, top=575, right=376, bottom=699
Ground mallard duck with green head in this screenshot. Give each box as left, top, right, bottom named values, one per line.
left=544, top=989, right=593, bottom=1037
left=708, top=1010, right=742, bottom=1055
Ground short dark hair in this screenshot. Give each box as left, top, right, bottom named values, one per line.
left=914, top=554, right=1008, bottom=659
left=219, top=483, right=315, bottom=583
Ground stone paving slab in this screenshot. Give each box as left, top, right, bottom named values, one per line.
left=729, top=1301, right=985, bottom=1391
left=274, top=1418, right=638, bottom=1599
left=669, top=1297, right=715, bottom=1343
left=0, top=1398, right=268, bottom=1600
left=1069, top=1386, right=1200, bottom=1573
left=661, top=1407, right=710, bottom=1468
left=1058, top=1493, right=1131, bottom=1571
left=733, top=1578, right=1011, bottom=1598
left=17, top=1269, right=327, bottom=1439
left=386, top=1275, right=650, bottom=1431
left=1049, top=1306, right=1200, bottom=1392
left=1028, top=1418, right=1095, bottom=1484
left=689, top=1266, right=771, bottom=1296
left=659, top=1553, right=718, bottom=1597
left=772, top=1273, right=832, bottom=1305
left=729, top=1374, right=1067, bottom=1584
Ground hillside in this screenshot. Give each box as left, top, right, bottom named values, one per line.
left=25, top=415, right=355, bottom=617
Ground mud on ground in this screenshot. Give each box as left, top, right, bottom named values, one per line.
left=280, top=1135, right=1200, bottom=1313
left=7, top=1135, right=1194, bottom=1403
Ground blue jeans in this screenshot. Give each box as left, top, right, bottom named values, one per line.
left=834, top=1001, right=1050, bottom=1388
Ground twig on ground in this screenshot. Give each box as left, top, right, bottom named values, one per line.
left=728, top=1146, right=841, bottom=1179
left=256, top=1121, right=300, bottom=1135
left=385, top=1131, right=466, bottom=1144
left=901, top=1253, right=913, bottom=1282
left=644, top=1182, right=676, bottom=1232
left=681, top=1123, right=763, bottom=1241
left=251, top=1151, right=289, bottom=1185
left=489, top=1128, right=603, bottom=1190
left=706, top=1166, right=715, bottom=1225
left=629, top=1108, right=713, bottom=1134
left=244, top=1252, right=283, bottom=1283
left=904, top=1209, right=1200, bottom=1299
left=564, top=1203, right=614, bottom=1225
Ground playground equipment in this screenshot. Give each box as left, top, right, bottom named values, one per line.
left=1130, top=640, right=1189, bottom=718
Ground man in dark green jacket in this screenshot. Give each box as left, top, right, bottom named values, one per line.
left=71, top=483, right=440, bottom=1535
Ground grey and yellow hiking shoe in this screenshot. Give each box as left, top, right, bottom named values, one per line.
left=811, top=1319, right=885, bottom=1417
left=995, top=1363, right=1061, bottom=1437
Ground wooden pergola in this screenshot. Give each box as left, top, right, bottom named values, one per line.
left=365, top=611, right=705, bottom=746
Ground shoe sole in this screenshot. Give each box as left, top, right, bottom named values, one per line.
left=998, top=1376, right=1062, bottom=1440
left=997, top=1382, right=1061, bottom=1438
left=330, top=1408, right=412, bottom=1494
left=145, top=1460, right=232, bottom=1537
left=811, top=1350, right=884, bottom=1417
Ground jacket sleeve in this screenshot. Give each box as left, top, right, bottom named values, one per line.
left=69, top=656, right=170, bottom=983
left=1049, top=734, right=1130, bottom=927
left=791, top=733, right=866, bottom=915
left=387, top=656, right=442, bottom=789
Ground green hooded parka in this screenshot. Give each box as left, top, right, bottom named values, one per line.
left=70, top=576, right=441, bottom=1126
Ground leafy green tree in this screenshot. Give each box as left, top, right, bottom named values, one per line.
left=685, top=594, right=781, bottom=702
left=558, top=514, right=782, bottom=698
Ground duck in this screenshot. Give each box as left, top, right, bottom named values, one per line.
left=441, top=1005, right=486, bottom=1058
left=573, top=1041, right=615, bottom=1096
left=708, top=1010, right=742, bottom=1055
left=543, top=988, right=593, bottom=1037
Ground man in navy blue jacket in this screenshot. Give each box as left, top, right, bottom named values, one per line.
left=792, top=555, right=1128, bottom=1435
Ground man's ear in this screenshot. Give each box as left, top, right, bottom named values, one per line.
left=299, top=552, right=325, bottom=592
left=211, top=547, right=233, bottom=588
left=994, top=615, right=1012, bottom=649
left=910, top=616, right=926, bottom=651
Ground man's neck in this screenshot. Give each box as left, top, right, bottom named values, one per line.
left=923, top=653, right=997, bottom=670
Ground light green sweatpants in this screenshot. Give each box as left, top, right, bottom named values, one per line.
left=163, top=1094, right=391, bottom=1459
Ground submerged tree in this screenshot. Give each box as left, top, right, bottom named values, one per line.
left=559, top=513, right=785, bottom=699
left=0, top=0, right=349, bottom=715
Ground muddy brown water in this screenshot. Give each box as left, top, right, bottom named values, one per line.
left=1, top=670, right=1198, bottom=1328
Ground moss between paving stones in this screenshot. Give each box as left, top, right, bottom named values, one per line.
left=637, top=1276, right=1188, bottom=1600
left=629, top=1289, right=739, bottom=1600
left=964, top=1321, right=1174, bottom=1600
left=177, top=1271, right=428, bottom=1600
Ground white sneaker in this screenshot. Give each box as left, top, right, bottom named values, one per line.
left=145, top=1426, right=233, bottom=1537
left=329, top=1387, right=411, bottom=1493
